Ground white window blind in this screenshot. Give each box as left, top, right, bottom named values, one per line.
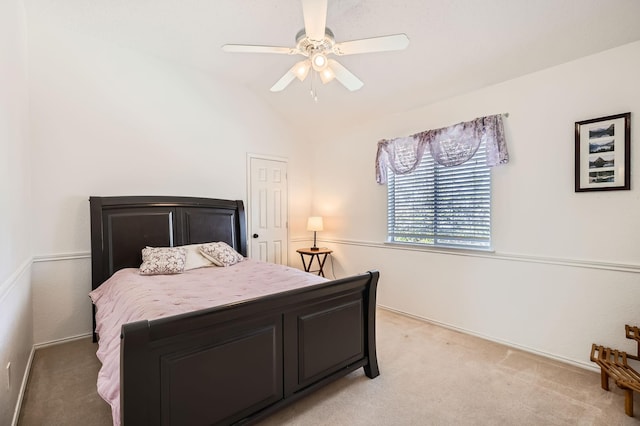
left=387, top=141, right=491, bottom=249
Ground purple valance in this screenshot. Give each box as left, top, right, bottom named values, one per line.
left=376, top=114, right=509, bottom=184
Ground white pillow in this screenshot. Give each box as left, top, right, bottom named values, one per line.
left=139, top=246, right=187, bottom=275
left=199, top=242, right=244, bottom=267
left=180, top=243, right=215, bottom=270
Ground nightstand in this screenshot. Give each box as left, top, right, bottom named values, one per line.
left=296, top=248, right=333, bottom=277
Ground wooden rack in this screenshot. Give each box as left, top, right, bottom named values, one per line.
left=625, top=325, right=640, bottom=361
left=590, top=324, right=640, bottom=417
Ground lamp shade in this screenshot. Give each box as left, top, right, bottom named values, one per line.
left=306, top=216, right=324, bottom=232
left=294, top=60, right=311, bottom=81
left=311, top=53, right=328, bottom=71
left=319, top=67, right=336, bottom=84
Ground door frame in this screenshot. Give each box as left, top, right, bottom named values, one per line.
left=246, top=153, right=290, bottom=263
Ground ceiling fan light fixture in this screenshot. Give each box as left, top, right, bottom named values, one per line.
left=319, top=67, right=335, bottom=84
left=294, top=60, right=311, bottom=81
left=311, top=52, right=328, bottom=71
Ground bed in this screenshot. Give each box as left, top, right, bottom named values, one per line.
left=89, top=195, right=380, bottom=425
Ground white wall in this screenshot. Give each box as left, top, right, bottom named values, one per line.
left=18, top=1, right=640, bottom=376
left=27, top=19, right=314, bottom=343
left=0, top=0, right=34, bottom=423
left=310, top=41, right=640, bottom=369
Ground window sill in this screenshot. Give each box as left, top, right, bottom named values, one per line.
left=383, top=241, right=495, bottom=255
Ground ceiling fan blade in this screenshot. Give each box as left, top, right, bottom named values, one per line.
left=270, top=67, right=298, bottom=92
left=327, top=59, right=363, bottom=91
left=301, top=0, right=328, bottom=42
left=222, top=44, right=299, bottom=55
left=333, top=34, right=409, bottom=56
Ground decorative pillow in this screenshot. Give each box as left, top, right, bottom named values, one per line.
left=199, top=242, right=244, bottom=267
left=139, top=246, right=187, bottom=275
left=180, top=243, right=214, bottom=270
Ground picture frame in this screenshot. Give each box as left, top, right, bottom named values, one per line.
left=575, top=112, right=631, bottom=192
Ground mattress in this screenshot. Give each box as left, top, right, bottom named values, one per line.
left=89, top=259, right=327, bottom=425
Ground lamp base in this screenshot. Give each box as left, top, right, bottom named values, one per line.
left=310, top=231, right=320, bottom=251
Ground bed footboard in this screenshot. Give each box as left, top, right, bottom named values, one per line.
left=120, top=270, right=379, bottom=425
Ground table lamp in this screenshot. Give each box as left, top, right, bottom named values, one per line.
left=307, top=216, right=323, bottom=251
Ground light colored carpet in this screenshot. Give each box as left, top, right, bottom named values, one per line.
left=18, top=309, right=639, bottom=425
left=17, top=337, right=112, bottom=425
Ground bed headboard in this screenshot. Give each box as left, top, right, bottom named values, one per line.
left=89, top=196, right=247, bottom=290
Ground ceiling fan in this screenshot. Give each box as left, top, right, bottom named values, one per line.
left=222, top=0, right=409, bottom=95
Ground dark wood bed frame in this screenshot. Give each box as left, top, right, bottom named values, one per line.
left=89, top=195, right=379, bottom=425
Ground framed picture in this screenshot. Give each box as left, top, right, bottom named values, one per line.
left=575, top=112, right=631, bottom=192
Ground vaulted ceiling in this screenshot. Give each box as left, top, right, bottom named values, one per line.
left=24, top=0, right=640, bottom=134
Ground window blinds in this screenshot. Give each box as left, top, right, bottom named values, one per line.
left=387, top=141, right=491, bottom=249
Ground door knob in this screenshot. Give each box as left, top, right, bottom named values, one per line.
left=252, top=234, right=259, bottom=238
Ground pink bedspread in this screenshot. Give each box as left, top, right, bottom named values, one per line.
left=89, top=259, right=327, bottom=425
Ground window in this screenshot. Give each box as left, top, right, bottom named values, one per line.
left=387, top=141, right=491, bottom=250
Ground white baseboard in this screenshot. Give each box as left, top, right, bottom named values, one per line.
left=11, top=345, right=35, bottom=426
left=378, top=304, right=599, bottom=374
left=34, top=332, right=92, bottom=350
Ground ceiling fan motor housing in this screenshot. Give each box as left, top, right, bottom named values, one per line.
left=296, top=27, right=335, bottom=56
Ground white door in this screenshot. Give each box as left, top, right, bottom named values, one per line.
left=248, top=156, right=288, bottom=264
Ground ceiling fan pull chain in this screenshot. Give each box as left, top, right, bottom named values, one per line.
left=310, top=70, right=318, bottom=102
